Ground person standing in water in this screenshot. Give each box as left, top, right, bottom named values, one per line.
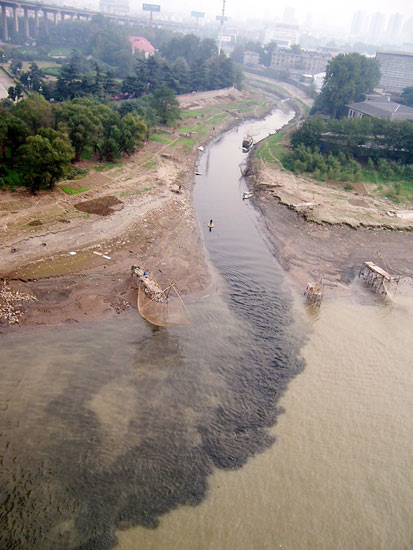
left=208, top=219, right=214, bottom=232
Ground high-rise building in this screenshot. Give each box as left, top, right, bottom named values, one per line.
left=304, top=12, right=313, bottom=30
left=368, top=12, right=385, bottom=42
left=403, top=17, right=413, bottom=43
left=350, top=10, right=365, bottom=37
left=386, top=13, right=403, bottom=43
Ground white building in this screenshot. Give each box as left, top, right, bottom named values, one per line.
left=264, top=24, right=300, bottom=47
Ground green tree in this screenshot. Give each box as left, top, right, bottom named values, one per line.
left=7, top=87, right=16, bottom=102
left=198, top=38, right=218, bottom=63
left=15, top=84, right=23, bottom=102
left=121, top=75, right=145, bottom=97
left=119, top=114, right=147, bottom=154
left=230, top=44, right=246, bottom=64
left=189, top=61, right=207, bottom=92
left=150, top=85, right=180, bottom=124
left=3, top=113, right=29, bottom=157
left=168, top=58, right=190, bottom=94
left=59, top=98, right=104, bottom=161
left=261, top=41, right=278, bottom=67
left=291, top=117, right=326, bottom=148
left=312, top=53, right=381, bottom=118
left=205, top=54, right=242, bottom=90
left=17, top=129, right=74, bottom=193
left=55, top=51, right=89, bottom=100
left=20, top=63, right=46, bottom=93
left=14, top=95, right=56, bottom=134
left=400, top=86, right=413, bottom=107
left=9, top=60, right=22, bottom=75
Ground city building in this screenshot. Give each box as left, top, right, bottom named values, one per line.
left=270, top=49, right=331, bottom=75
left=283, top=6, right=297, bottom=25
left=243, top=51, right=260, bottom=66
left=376, top=50, right=413, bottom=94
left=350, top=10, right=365, bottom=37
left=264, top=24, right=300, bottom=47
left=129, top=36, right=155, bottom=57
left=347, top=95, right=413, bottom=121
left=402, top=17, right=413, bottom=43
left=386, top=13, right=403, bottom=43
left=368, top=12, right=385, bottom=42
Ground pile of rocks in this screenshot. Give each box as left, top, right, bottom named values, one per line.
left=0, top=282, right=37, bottom=325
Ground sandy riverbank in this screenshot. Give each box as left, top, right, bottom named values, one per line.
left=0, top=87, right=271, bottom=329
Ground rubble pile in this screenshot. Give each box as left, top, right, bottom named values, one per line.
left=0, top=282, right=37, bottom=325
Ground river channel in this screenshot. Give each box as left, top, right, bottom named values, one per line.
left=2, top=106, right=413, bottom=550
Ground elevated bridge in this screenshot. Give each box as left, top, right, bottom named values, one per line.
left=0, top=0, right=151, bottom=42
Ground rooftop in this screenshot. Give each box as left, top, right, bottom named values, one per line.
left=347, top=99, right=413, bottom=121
left=128, top=36, right=155, bottom=53
left=376, top=51, right=413, bottom=58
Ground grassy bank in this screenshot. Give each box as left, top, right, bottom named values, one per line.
left=255, top=129, right=413, bottom=205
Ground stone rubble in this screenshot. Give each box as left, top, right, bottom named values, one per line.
left=0, top=282, right=37, bottom=325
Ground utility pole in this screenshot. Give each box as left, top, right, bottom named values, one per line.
left=218, top=0, right=226, bottom=55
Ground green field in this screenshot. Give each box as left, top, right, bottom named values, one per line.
left=149, top=134, right=173, bottom=144
left=59, top=185, right=87, bottom=195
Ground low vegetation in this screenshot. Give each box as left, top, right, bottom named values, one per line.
left=257, top=117, right=413, bottom=204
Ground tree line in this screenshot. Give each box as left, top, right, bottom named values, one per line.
left=0, top=89, right=181, bottom=193
left=6, top=40, right=242, bottom=105
left=52, top=49, right=242, bottom=102
left=3, top=14, right=243, bottom=90
left=291, top=116, right=413, bottom=164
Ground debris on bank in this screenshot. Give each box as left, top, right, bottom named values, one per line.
left=305, top=279, right=323, bottom=305
left=0, top=282, right=37, bottom=325
left=131, top=266, right=189, bottom=327
left=359, top=261, right=400, bottom=296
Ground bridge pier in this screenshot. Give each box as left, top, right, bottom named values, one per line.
left=1, top=4, right=8, bottom=41
left=13, top=6, right=18, bottom=33
left=43, top=9, right=49, bottom=35
left=23, top=7, right=29, bottom=38
left=34, top=8, right=39, bottom=33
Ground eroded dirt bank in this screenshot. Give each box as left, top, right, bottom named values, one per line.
left=0, top=87, right=271, bottom=329
left=248, top=160, right=413, bottom=296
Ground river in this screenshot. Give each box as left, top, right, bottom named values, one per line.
left=1, top=106, right=413, bottom=550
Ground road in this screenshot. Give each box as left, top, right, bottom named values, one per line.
left=245, top=71, right=314, bottom=109
left=0, top=67, right=15, bottom=99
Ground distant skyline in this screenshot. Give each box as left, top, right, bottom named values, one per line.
left=160, top=0, right=413, bottom=28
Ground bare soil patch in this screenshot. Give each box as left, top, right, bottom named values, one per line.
left=74, top=195, right=123, bottom=216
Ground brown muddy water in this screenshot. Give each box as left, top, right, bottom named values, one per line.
left=1, top=107, right=413, bottom=550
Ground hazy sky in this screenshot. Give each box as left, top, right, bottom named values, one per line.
left=162, top=0, right=413, bottom=27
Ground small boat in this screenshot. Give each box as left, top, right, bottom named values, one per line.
left=243, top=192, right=253, bottom=200
left=242, top=136, right=253, bottom=151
